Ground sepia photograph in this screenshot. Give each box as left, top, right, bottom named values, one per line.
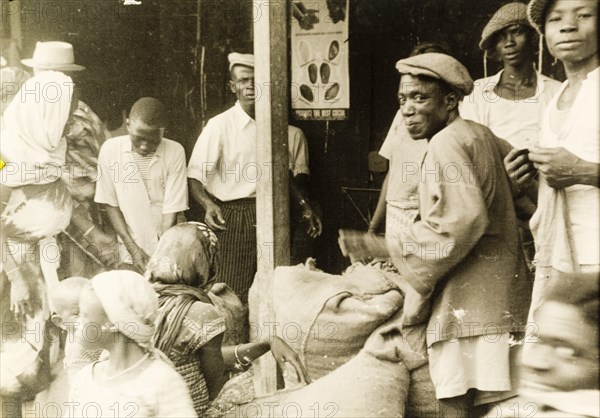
left=1, top=0, right=598, bottom=416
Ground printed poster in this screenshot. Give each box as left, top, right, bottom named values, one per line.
left=290, top=0, right=350, bottom=120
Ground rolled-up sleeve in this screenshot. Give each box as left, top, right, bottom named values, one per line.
left=187, top=120, right=221, bottom=184
left=289, top=128, right=310, bottom=176
left=162, top=143, right=189, bottom=214
left=391, top=132, right=490, bottom=295
left=94, top=141, right=119, bottom=207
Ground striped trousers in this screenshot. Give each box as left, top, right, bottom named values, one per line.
left=216, top=198, right=257, bottom=304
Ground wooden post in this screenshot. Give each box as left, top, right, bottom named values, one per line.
left=250, top=0, right=290, bottom=395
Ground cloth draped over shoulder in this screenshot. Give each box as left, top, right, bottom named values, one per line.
left=147, top=222, right=223, bottom=355
left=146, top=222, right=227, bottom=416
left=152, top=283, right=214, bottom=355
left=1, top=71, right=73, bottom=187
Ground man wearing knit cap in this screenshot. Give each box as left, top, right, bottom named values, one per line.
left=460, top=2, right=561, bottom=272
left=339, top=52, right=532, bottom=417
left=188, top=52, right=322, bottom=305
left=461, top=2, right=561, bottom=150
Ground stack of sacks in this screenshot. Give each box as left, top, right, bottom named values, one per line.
left=363, top=309, right=440, bottom=417
left=232, top=347, right=410, bottom=417
left=208, top=283, right=248, bottom=346
left=272, top=263, right=404, bottom=386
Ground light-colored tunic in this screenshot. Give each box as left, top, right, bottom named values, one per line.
left=94, top=135, right=188, bottom=262
left=69, top=357, right=197, bottom=417
left=460, top=70, right=561, bottom=149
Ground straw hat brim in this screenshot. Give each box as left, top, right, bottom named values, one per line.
left=21, top=58, right=86, bottom=71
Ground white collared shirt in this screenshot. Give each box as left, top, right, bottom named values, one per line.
left=95, top=135, right=188, bottom=260
left=460, top=70, right=561, bottom=149
left=188, top=102, right=310, bottom=202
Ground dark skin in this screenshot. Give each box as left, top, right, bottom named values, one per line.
left=190, top=64, right=322, bottom=237
left=490, top=24, right=539, bottom=101
left=513, top=0, right=600, bottom=190
left=105, top=117, right=177, bottom=274
left=200, top=333, right=311, bottom=400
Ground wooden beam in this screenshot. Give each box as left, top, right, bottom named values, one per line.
left=251, top=0, right=290, bottom=395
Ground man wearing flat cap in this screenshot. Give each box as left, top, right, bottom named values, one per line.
left=339, top=52, right=532, bottom=416
left=188, top=52, right=322, bottom=306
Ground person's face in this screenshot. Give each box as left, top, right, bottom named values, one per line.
left=229, top=65, right=255, bottom=109
left=78, top=286, right=114, bottom=346
left=398, top=74, right=453, bottom=140
left=544, top=0, right=598, bottom=64
left=493, top=24, right=535, bottom=66
left=127, top=117, right=164, bottom=156
left=522, top=301, right=599, bottom=392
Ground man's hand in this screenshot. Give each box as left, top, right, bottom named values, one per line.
left=303, top=206, right=323, bottom=238
left=128, top=244, right=150, bottom=274
left=86, top=228, right=119, bottom=268
left=338, top=229, right=389, bottom=261
left=504, top=148, right=536, bottom=192
left=204, top=201, right=226, bottom=231
left=270, top=336, right=312, bottom=384
left=9, top=274, right=31, bottom=321
left=529, top=146, right=599, bottom=189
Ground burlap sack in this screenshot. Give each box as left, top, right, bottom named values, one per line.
left=209, top=283, right=248, bottom=346
left=364, top=309, right=439, bottom=417
left=230, top=350, right=409, bottom=417
left=272, top=263, right=404, bottom=385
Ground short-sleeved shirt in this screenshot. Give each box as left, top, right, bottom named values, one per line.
left=94, top=135, right=188, bottom=260
left=187, top=102, right=310, bottom=202
left=460, top=70, right=561, bottom=149
left=70, top=357, right=197, bottom=417
left=379, top=111, right=428, bottom=209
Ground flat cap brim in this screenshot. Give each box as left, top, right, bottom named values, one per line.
left=396, top=52, right=474, bottom=96
left=228, top=52, right=255, bottom=71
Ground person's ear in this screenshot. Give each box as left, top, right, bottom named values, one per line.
left=229, top=79, right=237, bottom=94
left=445, top=91, right=459, bottom=111
left=51, top=313, right=64, bottom=330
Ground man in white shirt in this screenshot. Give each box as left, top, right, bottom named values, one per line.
left=188, top=53, right=321, bottom=304
left=95, top=97, right=188, bottom=273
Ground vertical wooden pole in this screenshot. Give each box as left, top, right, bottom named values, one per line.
left=251, top=0, right=290, bottom=395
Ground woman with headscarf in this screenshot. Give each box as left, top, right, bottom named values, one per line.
left=0, top=70, right=76, bottom=411
left=69, top=270, right=197, bottom=417
left=146, top=222, right=310, bottom=416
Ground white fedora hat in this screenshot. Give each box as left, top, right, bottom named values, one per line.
left=21, top=41, right=85, bottom=71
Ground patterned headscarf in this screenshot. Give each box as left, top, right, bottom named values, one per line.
left=146, top=222, right=221, bottom=355
left=146, top=222, right=219, bottom=291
